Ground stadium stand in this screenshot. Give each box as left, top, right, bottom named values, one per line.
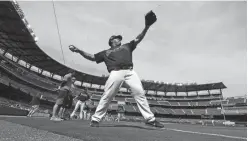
left=192, top=109, right=206, bottom=115
left=183, top=109, right=193, bottom=115
left=169, top=101, right=179, bottom=106
left=154, top=107, right=168, bottom=114
left=164, top=108, right=175, bottom=114
left=126, top=98, right=136, bottom=104
left=173, top=109, right=185, bottom=115
left=114, top=96, right=126, bottom=101
left=123, top=105, right=136, bottom=113
left=158, top=101, right=170, bottom=106
left=197, top=101, right=210, bottom=106
left=206, top=108, right=222, bottom=115
left=227, top=97, right=246, bottom=105
left=148, top=100, right=160, bottom=105
left=178, top=101, right=190, bottom=106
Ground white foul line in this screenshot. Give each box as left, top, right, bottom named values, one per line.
left=162, top=127, right=247, bottom=140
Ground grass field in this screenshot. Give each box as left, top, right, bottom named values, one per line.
left=0, top=116, right=246, bottom=141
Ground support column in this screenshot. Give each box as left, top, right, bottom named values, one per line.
left=16, top=56, right=21, bottom=63
left=28, top=64, right=32, bottom=70
left=208, top=89, right=211, bottom=95
left=40, top=69, right=44, bottom=75
left=219, top=88, right=226, bottom=122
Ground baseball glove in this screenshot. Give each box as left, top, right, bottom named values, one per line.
left=145, top=10, right=157, bottom=26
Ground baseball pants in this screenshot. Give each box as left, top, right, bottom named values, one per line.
left=91, top=69, right=155, bottom=122
left=70, top=100, right=86, bottom=119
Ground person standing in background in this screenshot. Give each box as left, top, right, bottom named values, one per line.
left=27, top=93, right=43, bottom=117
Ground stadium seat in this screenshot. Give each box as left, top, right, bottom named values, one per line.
left=148, top=100, right=159, bottom=105
left=192, top=109, right=206, bottom=115
left=173, top=109, right=185, bottom=115
left=169, top=101, right=179, bottom=106
left=155, top=107, right=169, bottom=114
left=125, top=98, right=136, bottom=104
left=91, top=95, right=101, bottom=100
left=114, top=97, right=126, bottom=101
left=197, top=101, right=210, bottom=106
left=206, top=108, right=222, bottom=115
left=164, top=108, right=175, bottom=114
left=158, top=101, right=170, bottom=106
left=183, top=109, right=193, bottom=115
left=178, top=102, right=190, bottom=106
left=123, top=105, right=136, bottom=112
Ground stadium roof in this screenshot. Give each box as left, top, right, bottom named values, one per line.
left=0, top=1, right=108, bottom=84
left=0, top=1, right=227, bottom=92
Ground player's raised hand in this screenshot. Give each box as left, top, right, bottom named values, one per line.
left=69, top=45, right=80, bottom=53
left=145, top=10, right=157, bottom=27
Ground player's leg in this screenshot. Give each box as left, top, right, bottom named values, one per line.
left=124, top=70, right=164, bottom=128
left=27, top=106, right=34, bottom=117
left=30, top=105, right=39, bottom=117
left=79, top=102, right=85, bottom=119
left=51, top=98, right=64, bottom=121
left=70, top=100, right=81, bottom=118
left=91, top=70, right=125, bottom=125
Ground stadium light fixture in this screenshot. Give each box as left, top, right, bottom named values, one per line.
left=34, top=36, right=39, bottom=42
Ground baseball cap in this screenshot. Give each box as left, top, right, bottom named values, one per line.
left=108, top=35, right=122, bottom=46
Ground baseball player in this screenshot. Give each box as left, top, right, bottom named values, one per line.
left=50, top=71, right=75, bottom=121
left=70, top=90, right=90, bottom=120
left=27, top=93, right=43, bottom=117
left=58, top=77, right=76, bottom=120
left=69, top=11, right=164, bottom=128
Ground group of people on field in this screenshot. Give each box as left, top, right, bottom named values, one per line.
left=28, top=70, right=94, bottom=121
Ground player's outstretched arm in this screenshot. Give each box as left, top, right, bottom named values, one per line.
left=134, top=11, right=157, bottom=45
left=134, top=26, right=150, bottom=45
left=69, top=45, right=96, bottom=62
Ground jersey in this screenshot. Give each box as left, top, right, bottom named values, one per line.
left=94, top=40, right=137, bottom=72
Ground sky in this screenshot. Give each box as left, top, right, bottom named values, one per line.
left=18, top=1, right=246, bottom=97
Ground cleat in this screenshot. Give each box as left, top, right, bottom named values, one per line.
left=145, top=120, right=164, bottom=128
left=90, top=120, right=99, bottom=127
left=50, top=117, right=63, bottom=121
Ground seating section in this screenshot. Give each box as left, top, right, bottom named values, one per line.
left=198, top=101, right=210, bottom=106
left=210, top=101, right=221, bottom=105
left=150, top=107, right=157, bottom=113
left=1, top=57, right=246, bottom=117
left=109, top=105, right=118, bottom=110
left=114, top=97, right=126, bottom=101
left=189, top=102, right=197, bottom=106
left=91, top=95, right=101, bottom=100
left=158, top=101, right=170, bottom=106
left=183, top=109, right=193, bottom=115
left=0, top=61, right=57, bottom=91
left=169, top=101, right=179, bottom=106
left=179, top=102, right=189, bottom=106
left=192, top=109, right=206, bottom=115
left=126, top=98, right=136, bottom=103
left=206, top=108, right=221, bottom=115
left=173, top=109, right=185, bottom=115
left=154, top=107, right=168, bottom=114
left=123, top=105, right=136, bottom=112
left=0, top=74, right=57, bottom=101
left=148, top=100, right=160, bottom=105
left=228, top=98, right=245, bottom=104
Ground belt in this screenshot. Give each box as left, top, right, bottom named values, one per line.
left=111, top=66, right=133, bottom=71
